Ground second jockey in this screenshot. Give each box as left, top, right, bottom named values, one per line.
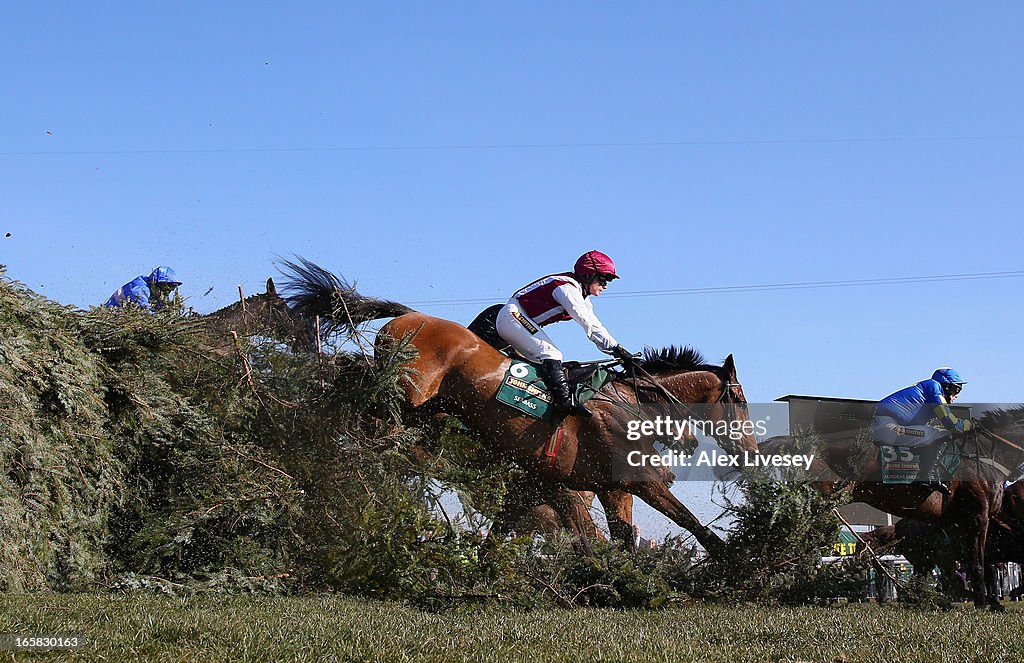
left=873, top=367, right=972, bottom=494
left=104, top=266, right=182, bottom=311
left=496, top=250, right=634, bottom=418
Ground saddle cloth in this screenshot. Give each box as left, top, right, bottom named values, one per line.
left=495, top=359, right=612, bottom=421
left=878, top=444, right=961, bottom=484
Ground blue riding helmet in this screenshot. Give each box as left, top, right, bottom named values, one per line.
left=932, top=367, right=966, bottom=386
left=147, top=266, right=182, bottom=287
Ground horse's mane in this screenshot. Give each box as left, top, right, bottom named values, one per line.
left=635, top=345, right=719, bottom=375
left=978, top=406, right=1024, bottom=431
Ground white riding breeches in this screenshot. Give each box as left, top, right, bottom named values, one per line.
left=495, top=302, right=562, bottom=362
left=872, top=416, right=949, bottom=449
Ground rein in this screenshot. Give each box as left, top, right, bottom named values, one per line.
left=951, top=426, right=1024, bottom=483
left=630, top=362, right=685, bottom=406
left=629, top=361, right=742, bottom=419
left=977, top=424, right=1024, bottom=455
left=590, top=360, right=745, bottom=453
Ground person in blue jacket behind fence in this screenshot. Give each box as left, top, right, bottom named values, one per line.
left=873, top=367, right=972, bottom=494
left=104, top=266, right=182, bottom=311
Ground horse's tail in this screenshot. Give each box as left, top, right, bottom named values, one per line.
left=280, top=257, right=415, bottom=336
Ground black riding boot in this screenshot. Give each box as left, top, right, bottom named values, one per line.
left=540, top=359, right=592, bottom=418
left=915, top=441, right=950, bottom=495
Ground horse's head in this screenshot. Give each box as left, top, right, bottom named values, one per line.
left=701, top=354, right=759, bottom=454
left=257, top=277, right=289, bottom=318
left=634, top=348, right=760, bottom=455
left=260, top=278, right=317, bottom=352
left=969, top=407, right=1024, bottom=486
left=203, top=278, right=316, bottom=352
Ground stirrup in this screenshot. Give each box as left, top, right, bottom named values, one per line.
left=568, top=399, right=592, bottom=418
left=550, top=395, right=592, bottom=418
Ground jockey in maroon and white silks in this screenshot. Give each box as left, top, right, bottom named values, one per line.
left=496, top=272, right=617, bottom=362
left=496, top=250, right=634, bottom=418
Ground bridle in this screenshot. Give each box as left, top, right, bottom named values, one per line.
left=941, top=424, right=1024, bottom=485
left=967, top=425, right=1024, bottom=479
left=625, top=360, right=747, bottom=434
left=707, top=374, right=743, bottom=419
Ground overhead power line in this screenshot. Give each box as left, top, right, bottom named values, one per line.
left=405, top=270, right=1024, bottom=307
left=4, top=134, right=1024, bottom=157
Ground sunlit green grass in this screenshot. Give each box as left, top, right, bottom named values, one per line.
left=2, top=594, right=1024, bottom=662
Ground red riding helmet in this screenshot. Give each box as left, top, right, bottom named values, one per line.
left=574, top=250, right=619, bottom=280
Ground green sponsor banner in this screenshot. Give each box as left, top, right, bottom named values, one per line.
left=833, top=530, right=860, bottom=556
left=879, top=445, right=922, bottom=484
left=496, top=361, right=555, bottom=419
left=495, top=361, right=612, bottom=421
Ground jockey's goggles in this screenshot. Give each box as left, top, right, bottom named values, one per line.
left=595, top=274, right=613, bottom=286
left=946, top=383, right=963, bottom=397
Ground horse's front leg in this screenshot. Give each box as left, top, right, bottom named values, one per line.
left=984, top=561, right=1006, bottom=612
left=628, top=476, right=725, bottom=556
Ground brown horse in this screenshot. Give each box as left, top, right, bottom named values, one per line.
left=200, top=278, right=315, bottom=354
left=862, top=480, right=1024, bottom=604
left=770, top=406, right=1024, bottom=609
left=989, top=479, right=1024, bottom=565
left=283, top=259, right=759, bottom=554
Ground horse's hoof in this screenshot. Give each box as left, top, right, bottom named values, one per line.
left=989, top=601, right=1007, bottom=613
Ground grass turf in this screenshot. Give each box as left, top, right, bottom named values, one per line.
left=3, top=594, right=1024, bottom=662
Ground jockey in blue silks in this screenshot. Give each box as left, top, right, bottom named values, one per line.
left=873, top=367, right=972, bottom=494
left=104, top=266, right=182, bottom=310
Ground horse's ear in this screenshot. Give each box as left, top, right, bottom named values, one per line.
left=266, top=278, right=277, bottom=296
left=723, top=354, right=737, bottom=380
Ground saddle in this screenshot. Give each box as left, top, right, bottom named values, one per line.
left=470, top=306, right=615, bottom=420
left=564, top=361, right=602, bottom=386
left=467, top=304, right=508, bottom=352
left=467, top=304, right=606, bottom=389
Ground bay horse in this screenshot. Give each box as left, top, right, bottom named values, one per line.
left=200, top=278, right=315, bottom=355
left=283, top=259, right=759, bottom=554
left=768, top=406, right=1024, bottom=609
left=862, top=480, right=1024, bottom=605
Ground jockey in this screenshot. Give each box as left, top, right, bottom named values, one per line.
left=873, top=367, right=972, bottom=494
left=496, top=250, right=634, bottom=418
left=104, top=266, right=182, bottom=311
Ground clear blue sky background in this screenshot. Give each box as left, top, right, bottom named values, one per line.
left=4, top=2, right=1022, bottom=540
left=3, top=5, right=1021, bottom=404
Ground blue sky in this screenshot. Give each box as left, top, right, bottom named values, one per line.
left=3, top=1, right=1022, bottom=410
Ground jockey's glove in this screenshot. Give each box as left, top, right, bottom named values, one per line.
left=612, top=345, right=636, bottom=364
